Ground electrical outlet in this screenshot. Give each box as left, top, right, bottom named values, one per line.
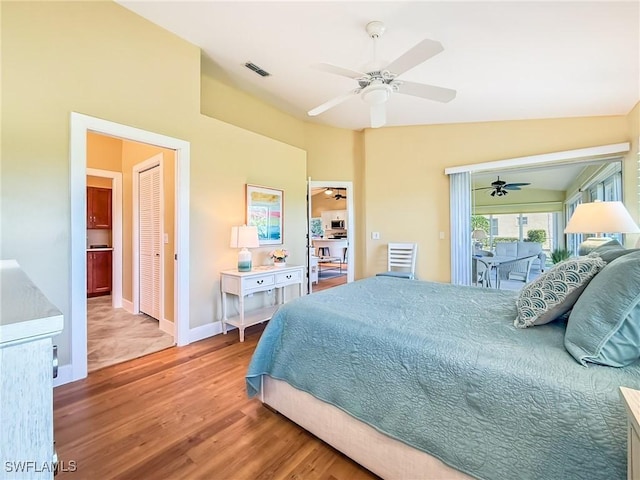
left=371, top=232, right=380, bottom=240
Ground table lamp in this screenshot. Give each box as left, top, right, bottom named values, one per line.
left=564, top=201, right=640, bottom=255
left=230, top=225, right=259, bottom=272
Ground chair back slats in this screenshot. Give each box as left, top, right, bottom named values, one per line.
left=388, top=243, right=418, bottom=273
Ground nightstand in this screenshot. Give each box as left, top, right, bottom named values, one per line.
left=221, top=265, right=305, bottom=342
left=620, top=387, right=640, bottom=480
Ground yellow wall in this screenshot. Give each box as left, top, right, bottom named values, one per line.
left=1, top=1, right=306, bottom=366
left=86, top=175, right=112, bottom=188
left=87, top=133, right=122, bottom=172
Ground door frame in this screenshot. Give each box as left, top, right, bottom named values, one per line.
left=308, top=179, right=355, bottom=290
left=86, top=168, right=123, bottom=308
left=69, top=112, right=190, bottom=383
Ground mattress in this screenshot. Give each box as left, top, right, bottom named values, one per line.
left=247, top=276, right=640, bottom=479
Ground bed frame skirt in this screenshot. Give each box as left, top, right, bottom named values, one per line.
left=261, top=376, right=472, bottom=480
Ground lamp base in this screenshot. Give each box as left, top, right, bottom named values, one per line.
left=237, top=248, right=252, bottom=272
left=578, top=237, right=621, bottom=256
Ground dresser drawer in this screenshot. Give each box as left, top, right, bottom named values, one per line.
left=276, top=269, right=302, bottom=285
left=245, top=274, right=275, bottom=291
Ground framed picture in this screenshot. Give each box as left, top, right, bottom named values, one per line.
left=246, top=184, right=284, bottom=245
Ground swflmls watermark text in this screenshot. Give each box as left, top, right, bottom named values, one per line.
left=4, top=460, right=78, bottom=474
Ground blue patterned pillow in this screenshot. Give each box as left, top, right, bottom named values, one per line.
left=514, top=254, right=606, bottom=328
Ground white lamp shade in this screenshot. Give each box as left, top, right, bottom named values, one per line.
left=471, top=229, right=487, bottom=240
left=564, top=201, right=640, bottom=234
left=230, top=225, right=260, bottom=248
left=230, top=225, right=259, bottom=272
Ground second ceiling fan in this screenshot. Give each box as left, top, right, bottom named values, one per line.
left=307, top=21, right=456, bottom=129
left=474, top=176, right=531, bottom=197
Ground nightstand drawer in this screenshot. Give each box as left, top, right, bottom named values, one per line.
left=276, top=270, right=302, bottom=285
left=245, top=274, right=275, bottom=291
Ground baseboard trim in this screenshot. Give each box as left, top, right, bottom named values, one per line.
left=122, top=298, right=134, bottom=314
left=53, top=364, right=75, bottom=388
left=189, top=322, right=235, bottom=343
left=160, top=318, right=174, bottom=336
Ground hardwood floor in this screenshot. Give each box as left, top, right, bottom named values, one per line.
left=54, top=324, right=378, bottom=480
left=313, top=262, right=347, bottom=292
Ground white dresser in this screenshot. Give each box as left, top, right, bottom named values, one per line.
left=621, top=387, right=640, bottom=480
left=1, top=260, right=64, bottom=479
left=221, top=265, right=305, bottom=342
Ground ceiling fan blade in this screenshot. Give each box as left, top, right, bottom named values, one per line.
left=370, top=103, right=386, bottom=128
left=397, top=80, right=456, bottom=103
left=504, top=186, right=522, bottom=191
left=504, top=182, right=531, bottom=187
left=384, top=39, right=444, bottom=76
left=312, top=63, right=367, bottom=79
left=473, top=186, right=495, bottom=191
left=308, top=91, right=358, bottom=117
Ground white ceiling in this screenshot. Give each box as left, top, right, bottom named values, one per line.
left=118, top=1, right=639, bottom=131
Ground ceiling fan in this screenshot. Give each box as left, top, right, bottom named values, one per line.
left=474, top=176, right=531, bottom=197
left=307, top=21, right=456, bottom=129
left=333, top=188, right=346, bottom=200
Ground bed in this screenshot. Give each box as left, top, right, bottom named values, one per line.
left=246, top=267, right=640, bottom=479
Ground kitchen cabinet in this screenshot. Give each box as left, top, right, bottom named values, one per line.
left=87, top=250, right=112, bottom=297
left=87, top=187, right=112, bottom=229
left=320, top=210, right=347, bottom=230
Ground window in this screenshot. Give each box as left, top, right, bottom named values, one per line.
left=566, top=199, right=582, bottom=256
left=517, top=216, right=528, bottom=226
left=490, top=218, right=499, bottom=236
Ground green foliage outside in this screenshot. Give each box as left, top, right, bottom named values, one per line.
left=490, top=237, right=518, bottom=249
left=471, top=215, right=490, bottom=232
left=471, top=216, right=490, bottom=248
left=526, top=229, right=547, bottom=243
left=551, top=248, right=572, bottom=264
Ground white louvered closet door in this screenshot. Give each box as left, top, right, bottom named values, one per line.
left=139, top=165, right=161, bottom=320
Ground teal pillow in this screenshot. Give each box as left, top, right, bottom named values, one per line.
left=564, top=250, right=640, bottom=367
left=597, top=247, right=640, bottom=264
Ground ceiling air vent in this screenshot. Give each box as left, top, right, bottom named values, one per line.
left=244, top=62, right=271, bottom=77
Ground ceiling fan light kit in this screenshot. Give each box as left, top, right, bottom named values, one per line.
left=307, top=21, right=456, bottom=129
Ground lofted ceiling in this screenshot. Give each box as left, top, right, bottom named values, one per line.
left=117, top=1, right=639, bottom=131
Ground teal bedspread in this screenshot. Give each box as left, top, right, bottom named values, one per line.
left=246, top=276, right=640, bottom=480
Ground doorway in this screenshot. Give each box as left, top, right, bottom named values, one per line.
left=67, top=113, right=190, bottom=385
left=84, top=139, right=176, bottom=373
left=307, top=179, right=354, bottom=293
